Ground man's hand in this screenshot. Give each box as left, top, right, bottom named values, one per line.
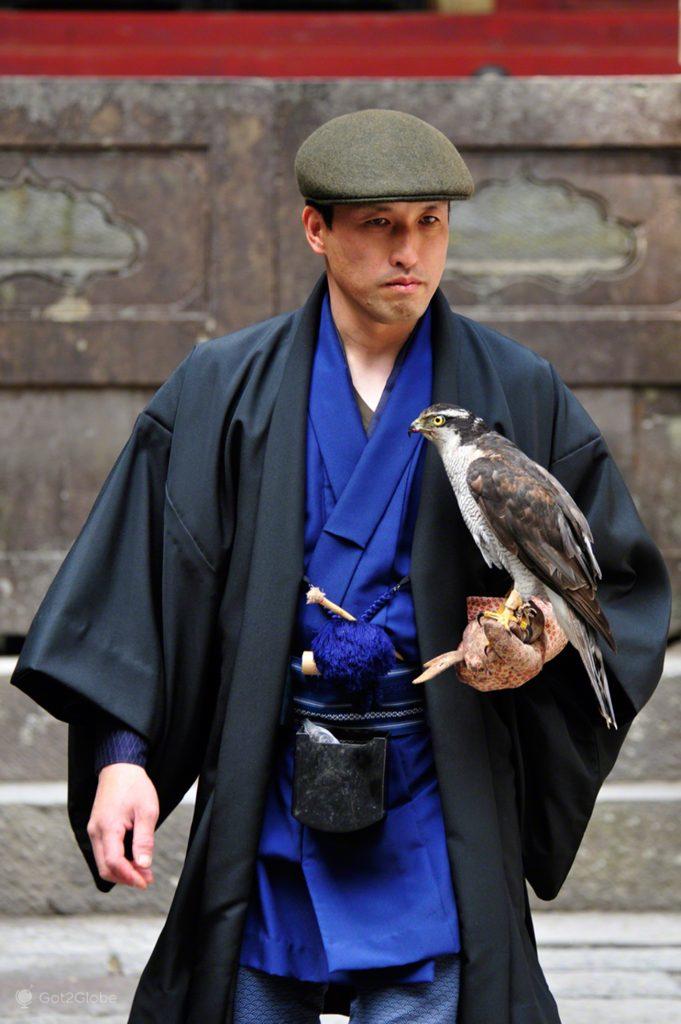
left=87, top=764, right=159, bottom=889
left=414, top=595, right=568, bottom=689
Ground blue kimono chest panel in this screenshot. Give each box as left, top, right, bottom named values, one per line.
left=238, top=288, right=461, bottom=987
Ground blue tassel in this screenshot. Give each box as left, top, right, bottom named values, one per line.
left=311, top=617, right=395, bottom=705
left=306, top=577, right=409, bottom=710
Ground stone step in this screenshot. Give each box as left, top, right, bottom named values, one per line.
left=550, top=1001, right=681, bottom=1024
left=609, top=645, right=681, bottom=782
left=1, top=656, right=65, bottom=782
left=533, top=911, right=681, bottom=944
left=0, top=783, right=195, bottom=917
left=0, top=914, right=678, bottom=1024
left=2, top=646, right=679, bottom=916
left=528, top=782, right=680, bottom=912
left=540, top=946, right=681, bottom=971
left=531, top=913, right=681, bottom=1024
left=0, top=780, right=678, bottom=916
left=2, top=644, right=680, bottom=783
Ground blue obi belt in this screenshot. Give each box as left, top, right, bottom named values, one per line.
left=287, top=655, right=427, bottom=736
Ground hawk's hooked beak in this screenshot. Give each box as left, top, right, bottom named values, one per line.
left=408, top=416, right=425, bottom=437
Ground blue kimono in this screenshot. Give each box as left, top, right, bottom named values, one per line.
left=236, top=290, right=461, bottom=987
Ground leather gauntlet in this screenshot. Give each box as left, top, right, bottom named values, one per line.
left=456, top=595, right=568, bottom=691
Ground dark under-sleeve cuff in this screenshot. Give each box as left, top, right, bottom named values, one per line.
left=94, top=713, right=149, bottom=775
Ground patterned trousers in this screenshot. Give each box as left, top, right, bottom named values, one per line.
left=232, top=954, right=461, bottom=1024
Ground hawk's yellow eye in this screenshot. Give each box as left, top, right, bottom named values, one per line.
left=432, top=415, right=446, bottom=427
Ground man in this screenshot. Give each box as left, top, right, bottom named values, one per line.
left=9, top=109, right=671, bottom=1024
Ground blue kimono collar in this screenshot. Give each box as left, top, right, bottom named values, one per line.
left=305, top=289, right=432, bottom=616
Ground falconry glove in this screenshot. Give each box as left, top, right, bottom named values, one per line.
left=415, top=595, right=568, bottom=690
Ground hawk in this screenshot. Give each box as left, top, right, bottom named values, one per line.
left=409, top=404, right=617, bottom=729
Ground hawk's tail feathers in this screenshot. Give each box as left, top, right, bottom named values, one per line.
left=575, top=624, right=618, bottom=730
left=566, top=585, right=617, bottom=654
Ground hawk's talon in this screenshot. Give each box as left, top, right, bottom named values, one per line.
left=481, top=603, right=521, bottom=633
left=520, top=599, right=546, bottom=643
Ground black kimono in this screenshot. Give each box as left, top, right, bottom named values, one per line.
left=9, top=272, right=671, bottom=1024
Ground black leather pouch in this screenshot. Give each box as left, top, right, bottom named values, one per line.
left=292, top=730, right=387, bottom=833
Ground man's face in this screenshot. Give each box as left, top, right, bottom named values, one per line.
left=302, top=200, right=450, bottom=325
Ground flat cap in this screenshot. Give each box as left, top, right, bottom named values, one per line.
left=295, top=108, right=474, bottom=205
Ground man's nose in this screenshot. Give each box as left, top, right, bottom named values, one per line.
left=389, top=234, right=419, bottom=268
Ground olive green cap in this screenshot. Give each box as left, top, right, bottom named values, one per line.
left=295, top=108, right=474, bottom=205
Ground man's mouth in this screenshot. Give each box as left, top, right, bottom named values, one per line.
left=384, top=278, right=423, bottom=294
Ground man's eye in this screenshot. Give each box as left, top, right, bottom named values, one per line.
left=365, top=218, right=388, bottom=226
left=422, top=216, right=439, bottom=225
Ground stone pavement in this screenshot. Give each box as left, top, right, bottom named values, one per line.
left=0, top=913, right=679, bottom=1023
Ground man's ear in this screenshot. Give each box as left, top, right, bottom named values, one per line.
left=302, top=205, right=327, bottom=256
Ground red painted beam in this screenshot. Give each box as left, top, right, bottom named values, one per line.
left=499, top=1, right=676, bottom=9
left=0, top=11, right=677, bottom=77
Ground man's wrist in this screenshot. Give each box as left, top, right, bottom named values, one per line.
left=98, top=761, right=148, bottom=776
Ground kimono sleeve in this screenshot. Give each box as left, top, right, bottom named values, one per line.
left=8, top=345, right=202, bottom=891
left=514, top=363, right=672, bottom=900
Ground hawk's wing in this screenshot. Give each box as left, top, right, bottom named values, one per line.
left=466, top=436, right=616, bottom=651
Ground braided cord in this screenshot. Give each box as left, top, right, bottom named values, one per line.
left=302, top=574, right=411, bottom=623
left=360, top=575, right=410, bottom=622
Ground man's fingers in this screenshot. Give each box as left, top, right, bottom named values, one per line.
left=99, top=822, right=150, bottom=888
left=132, top=805, right=158, bottom=871
left=87, top=766, right=161, bottom=888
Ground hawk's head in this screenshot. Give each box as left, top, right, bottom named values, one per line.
left=408, top=404, right=489, bottom=450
